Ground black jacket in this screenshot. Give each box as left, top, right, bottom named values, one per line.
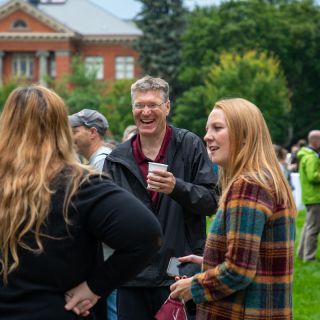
left=104, top=126, right=218, bottom=287
left=0, top=171, right=162, bottom=320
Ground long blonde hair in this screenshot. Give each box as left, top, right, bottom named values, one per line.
left=0, top=85, right=85, bottom=284
left=214, top=98, right=295, bottom=209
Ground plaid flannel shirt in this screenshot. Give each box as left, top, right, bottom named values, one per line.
left=192, top=177, right=295, bottom=320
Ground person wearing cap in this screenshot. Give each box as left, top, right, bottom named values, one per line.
left=69, top=109, right=116, bottom=320
left=104, top=76, right=218, bottom=320
left=69, top=109, right=112, bottom=171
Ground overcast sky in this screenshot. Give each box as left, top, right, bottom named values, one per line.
left=91, top=0, right=219, bottom=19
left=1, top=0, right=318, bottom=19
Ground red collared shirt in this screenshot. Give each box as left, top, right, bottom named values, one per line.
left=132, top=126, right=172, bottom=207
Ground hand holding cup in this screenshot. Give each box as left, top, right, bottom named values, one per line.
left=147, top=162, right=175, bottom=194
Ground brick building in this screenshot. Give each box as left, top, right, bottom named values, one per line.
left=0, top=0, right=141, bottom=85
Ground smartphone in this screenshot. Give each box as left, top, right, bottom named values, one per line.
left=166, top=257, right=182, bottom=277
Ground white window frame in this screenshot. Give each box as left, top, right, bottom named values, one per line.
left=12, top=54, right=34, bottom=79
left=115, top=56, right=134, bottom=80
left=85, top=56, right=104, bottom=80
left=50, top=59, right=56, bottom=79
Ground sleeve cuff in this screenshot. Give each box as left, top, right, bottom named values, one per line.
left=191, top=274, right=210, bottom=304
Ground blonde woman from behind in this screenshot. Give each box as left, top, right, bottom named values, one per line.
left=0, top=85, right=161, bottom=320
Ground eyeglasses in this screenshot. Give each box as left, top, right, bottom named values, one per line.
left=132, top=102, right=165, bottom=109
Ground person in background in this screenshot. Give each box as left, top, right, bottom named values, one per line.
left=274, top=144, right=291, bottom=186
left=297, top=130, right=320, bottom=262
left=0, top=85, right=162, bottom=320
left=68, top=109, right=117, bottom=320
left=104, top=75, right=218, bottom=320
left=69, top=109, right=111, bottom=171
left=289, top=138, right=307, bottom=173
left=287, top=144, right=298, bottom=172
left=105, top=139, right=119, bottom=151
left=171, top=98, right=296, bottom=320
left=122, top=124, right=138, bottom=142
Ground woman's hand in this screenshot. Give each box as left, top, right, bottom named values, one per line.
left=170, top=277, right=193, bottom=302
left=178, top=254, right=203, bottom=265
left=64, top=281, right=100, bottom=317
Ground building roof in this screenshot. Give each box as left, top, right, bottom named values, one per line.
left=0, top=0, right=76, bottom=41
left=0, top=0, right=141, bottom=37
left=38, top=0, right=141, bottom=36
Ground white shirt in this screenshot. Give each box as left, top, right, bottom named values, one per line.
left=89, top=145, right=112, bottom=172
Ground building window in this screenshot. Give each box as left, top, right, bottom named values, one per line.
left=50, top=59, right=56, bottom=79
left=12, top=54, right=34, bottom=79
left=85, top=56, right=104, bottom=80
left=115, top=56, right=134, bottom=79
left=12, top=19, right=28, bottom=29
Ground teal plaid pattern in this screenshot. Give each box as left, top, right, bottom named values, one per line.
left=192, top=177, right=295, bottom=320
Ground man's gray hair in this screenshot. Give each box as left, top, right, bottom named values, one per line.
left=131, top=75, right=170, bottom=102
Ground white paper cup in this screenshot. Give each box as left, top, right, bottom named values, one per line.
left=147, top=162, right=168, bottom=189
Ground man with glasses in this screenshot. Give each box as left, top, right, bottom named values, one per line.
left=104, top=76, right=218, bottom=320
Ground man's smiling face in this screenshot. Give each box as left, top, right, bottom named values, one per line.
left=132, top=90, right=170, bottom=138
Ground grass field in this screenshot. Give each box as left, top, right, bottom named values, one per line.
left=206, top=209, right=320, bottom=319
left=293, top=210, right=320, bottom=320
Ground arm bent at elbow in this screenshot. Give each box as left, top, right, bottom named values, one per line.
left=85, top=182, right=162, bottom=297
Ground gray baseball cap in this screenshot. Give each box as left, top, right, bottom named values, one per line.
left=68, top=109, right=109, bottom=135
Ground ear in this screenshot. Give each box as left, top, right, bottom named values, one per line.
left=89, top=127, right=98, bottom=137
left=165, top=100, right=171, bottom=116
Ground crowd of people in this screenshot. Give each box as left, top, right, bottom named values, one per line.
left=2, top=74, right=319, bottom=320
left=274, top=133, right=320, bottom=264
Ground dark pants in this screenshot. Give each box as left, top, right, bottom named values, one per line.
left=117, top=287, right=169, bottom=320
left=297, top=204, right=320, bottom=261
left=117, top=287, right=196, bottom=320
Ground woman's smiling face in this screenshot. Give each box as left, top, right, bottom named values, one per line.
left=204, top=108, right=230, bottom=168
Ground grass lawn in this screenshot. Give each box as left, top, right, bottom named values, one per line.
left=293, top=210, right=320, bottom=320
left=206, top=209, right=320, bottom=319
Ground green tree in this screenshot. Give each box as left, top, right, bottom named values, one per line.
left=50, top=56, right=136, bottom=141
left=135, top=0, right=187, bottom=100
left=171, top=85, right=209, bottom=138
left=50, top=56, right=107, bottom=114
left=275, top=0, right=320, bottom=140
left=178, top=0, right=320, bottom=144
left=102, top=80, right=134, bottom=140
left=173, top=50, right=291, bottom=144
left=0, top=78, right=19, bottom=111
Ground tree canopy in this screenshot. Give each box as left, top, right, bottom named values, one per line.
left=50, top=56, right=134, bottom=140
left=50, top=56, right=107, bottom=114
left=0, top=78, right=19, bottom=111
left=102, top=80, right=134, bottom=140
left=175, top=0, right=320, bottom=144
left=173, top=50, right=291, bottom=143
left=134, top=0, right=187, bottom=101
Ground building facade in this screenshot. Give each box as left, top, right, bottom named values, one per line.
left=0, top=0, right=141, bottom=85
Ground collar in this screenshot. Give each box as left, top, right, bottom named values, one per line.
left=132, top=126, right=172, bottom=164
